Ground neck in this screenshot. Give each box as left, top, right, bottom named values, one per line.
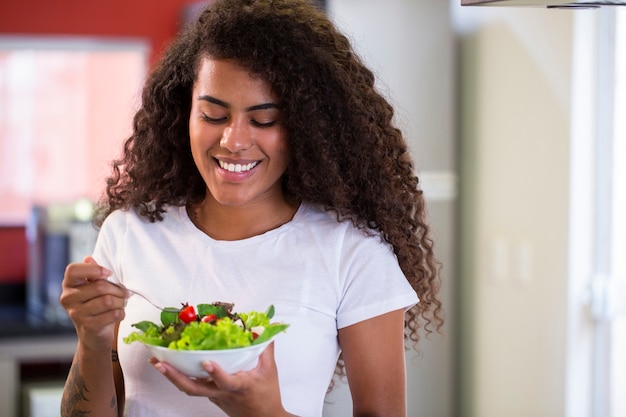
left=188, top=196, right=299, bottom=241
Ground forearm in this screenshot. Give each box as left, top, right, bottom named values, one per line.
left=61, top=343, right=119, bottom=417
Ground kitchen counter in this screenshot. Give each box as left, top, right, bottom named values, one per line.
left=0, top=307, right=77, bottom=417
left=0, top=306, right=75, bottom=339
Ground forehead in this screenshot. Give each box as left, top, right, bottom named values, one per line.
left=193, top=57, right=277, bottom=102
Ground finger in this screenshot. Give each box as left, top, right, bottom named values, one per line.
left=201, top=360, right=246, bottom=393
left=150, top=359, right=216, bottom=397
left=83, top=284, right=128, bottom=309
left=83, top=256, right=121, bottom=288
left=61, top=274, right=128, bottom=313
left=73, top=305, right=126, bottom=333
left=202, top=342, right=274, bottom=390
left=82, top=257, right=112, bottom=284
left=64, top=262, right=111, bottom=288
left=256, top=341, right=275, bottom=372
left=62, top=283, right=127, bottom=330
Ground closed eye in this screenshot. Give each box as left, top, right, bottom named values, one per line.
left=201, top=113, right=227, bottom=123
left=200, top=112, right=278, bottom=128
left=251, top=120, right=277, bottom=128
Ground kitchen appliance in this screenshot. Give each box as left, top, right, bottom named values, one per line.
left=21, top=381, right=64, bottom=417
left=462, top=0, right=626, bottom=8
left=26, top=200, right=98, bottom=325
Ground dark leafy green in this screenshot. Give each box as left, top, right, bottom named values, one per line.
left=123, top=303, right=288, bottom=351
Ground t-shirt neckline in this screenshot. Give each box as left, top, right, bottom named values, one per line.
left=177, top=202, right=307, bottom=246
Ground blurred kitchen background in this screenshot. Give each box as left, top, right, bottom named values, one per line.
left=0, top=0, right=625, bottom=416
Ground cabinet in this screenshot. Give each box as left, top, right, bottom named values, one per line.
left=460, top=0, right=617, bottom=6
left=0, top=334, right=76, bottom=417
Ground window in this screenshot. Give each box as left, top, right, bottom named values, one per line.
left=608, top=8, right=626, bottom=417
left=568, top=7, right=626, bottom=417
left=0, top=37, right=148, bottom=224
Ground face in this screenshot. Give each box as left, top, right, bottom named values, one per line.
left=189, top=57, right=288, bottom=208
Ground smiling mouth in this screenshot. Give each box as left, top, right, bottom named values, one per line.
left=217, top=160, right=259, bottom=173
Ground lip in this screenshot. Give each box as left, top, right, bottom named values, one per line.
left=214, top=157, right=260, bottom=180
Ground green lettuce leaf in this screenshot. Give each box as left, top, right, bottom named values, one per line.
left=123, top=303, right=288, bottom=351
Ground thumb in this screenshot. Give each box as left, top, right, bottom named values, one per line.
left=257, top=341, right=277, bottom=372
left=81, top=256, right=112, bottom=282
left=83, top=255, right=97, bottom=265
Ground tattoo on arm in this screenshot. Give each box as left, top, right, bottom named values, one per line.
left=61, top=360, right=90, bottom=417
left=111, top=351, right=120, bottom=411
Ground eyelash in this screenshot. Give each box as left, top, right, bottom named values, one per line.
left=251, top=120, right=277, bottom=128
left=201, top=114, right=277, bottom=128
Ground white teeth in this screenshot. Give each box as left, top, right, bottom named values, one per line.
left=218, top=160, right=258, bottom=173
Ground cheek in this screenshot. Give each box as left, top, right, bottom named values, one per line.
left=278, top=145, right=290, bottom=170
left=188, top=128, right=216, bottom=172
left=273, top=128, right=290, bottom=164
left=188, top=132, right=202, bottom=161
left=188, top=119, right=200, bottom=150
left=189, top=121, right=219, bottom=152
left=272, top=137, right=290, bottom=172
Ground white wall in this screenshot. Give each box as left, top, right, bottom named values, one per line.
left=323, top=1, right=458, bottom=416
left=323, top=2, right=605, bottom=416
left=453, top=3, right=585, bottom=416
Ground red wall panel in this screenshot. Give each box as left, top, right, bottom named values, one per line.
left=0, top=0, right=200, bottom=64
left=0, top=1, right=201, bottom=283
left=0, top=227, right=27, bottom=283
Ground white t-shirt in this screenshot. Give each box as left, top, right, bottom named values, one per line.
left=93, top=202, right=418, bottom=417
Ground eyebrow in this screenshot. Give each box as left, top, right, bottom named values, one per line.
left=197, top=95, right=279, bottom=112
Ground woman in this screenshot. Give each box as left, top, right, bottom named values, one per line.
left=60, top=1, right=443, bottom=416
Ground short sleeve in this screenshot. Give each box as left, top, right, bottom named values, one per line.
left=335, top=231, right=418, bottom=329
left=91, top=210, right=127, bottom=286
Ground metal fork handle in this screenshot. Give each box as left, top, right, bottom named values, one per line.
left=111, top=282, right=180, bottom=313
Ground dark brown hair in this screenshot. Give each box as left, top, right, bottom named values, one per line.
left=98, top=0, right=442, bottom=362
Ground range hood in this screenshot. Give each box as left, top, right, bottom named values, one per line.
left=462, top=0, right=626, bottom=8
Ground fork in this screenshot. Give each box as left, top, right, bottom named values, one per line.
left=111, top=282, right=181, bottom=313
left=126, top=288, right=181, bottom=313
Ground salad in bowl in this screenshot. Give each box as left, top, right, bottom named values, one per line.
left=124, top=302, right=288, bottom=376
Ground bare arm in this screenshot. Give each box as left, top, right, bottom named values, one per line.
left=149, top=341, right=298, bottom=417
left=338, top=309, right=408, bottom=417
left=60, top=257, right=127, bottom=417
left=62, top=343, right=119, bottom=417
left=112, top=325, right=126, bottom=416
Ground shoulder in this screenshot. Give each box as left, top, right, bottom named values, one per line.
left=297, top=203, right=364, bottom=236
left=100, top=205, right=182, bottom=232
left=297, top=202, right=359, bottom=226
left=296, top=202, right=391, bottom=253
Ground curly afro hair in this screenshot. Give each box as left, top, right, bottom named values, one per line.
left=97, top=0, right=442, bottom=360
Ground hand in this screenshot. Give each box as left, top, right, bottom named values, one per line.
left=150, top=342, right=296, bottom=417
left=60, top=256, right=128, bottom=352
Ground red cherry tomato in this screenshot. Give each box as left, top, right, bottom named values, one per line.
left=178, top=305, right=197, bottom=324
left=201, top=314, right=217, bottom=323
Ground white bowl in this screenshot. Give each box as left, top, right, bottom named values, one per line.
left=144, top=339, right=273, bottom=377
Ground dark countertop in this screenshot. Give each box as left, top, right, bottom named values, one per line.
left=0, top=306, right=75, bottom=339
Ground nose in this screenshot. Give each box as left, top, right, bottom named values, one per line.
left=220, top=118, right=253, bottom=153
